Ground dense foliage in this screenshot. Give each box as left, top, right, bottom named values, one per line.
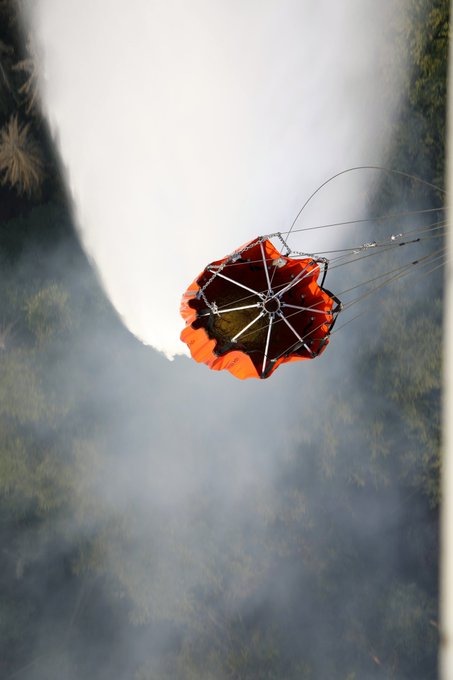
left=0, top=1, right=447, bottom=679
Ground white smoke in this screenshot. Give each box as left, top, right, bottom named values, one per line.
left=23, top=0, right=409, bottom=357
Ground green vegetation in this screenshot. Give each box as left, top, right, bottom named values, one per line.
left=0, top=114, right=44, bottom=196
left=0, top=1, right=447, bottom=678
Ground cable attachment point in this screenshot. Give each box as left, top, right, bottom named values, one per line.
left=275, top=232, right=292, bottom=256
left=353, top=241, right=377, bottom=254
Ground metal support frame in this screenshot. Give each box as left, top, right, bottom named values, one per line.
left=197, top=233, right=340, bottom=376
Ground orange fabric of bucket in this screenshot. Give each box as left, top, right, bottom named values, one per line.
left=180, top=238, right=339, bottom=379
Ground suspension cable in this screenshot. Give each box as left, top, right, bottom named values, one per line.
left=286, top=165, right=446, bottom=241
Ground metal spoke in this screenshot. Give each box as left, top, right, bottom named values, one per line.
left=207, top=269, right=264, bottom=299
left=199, top=303, right=260, bottom=318
left=231, top=311, right=265, bottom=343
left=261, top=315, right=274, bottom=378
left=260, top=241, right=273, bottom=294
left=282, top=302, right=332, bottom=316
left=277, top=310, right=313, bottom=355
left=272, top=265, right=314, bottom=299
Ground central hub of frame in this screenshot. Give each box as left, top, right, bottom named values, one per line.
left=263, top=297, right=281, bottom=314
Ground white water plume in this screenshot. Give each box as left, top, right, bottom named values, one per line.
left=23, top=0, right=409, bottom=357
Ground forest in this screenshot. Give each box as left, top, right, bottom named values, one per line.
left=0, top=1, right=448, bottom=678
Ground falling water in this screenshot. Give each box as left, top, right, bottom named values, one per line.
left=23, top=0, right=410, bottom=357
